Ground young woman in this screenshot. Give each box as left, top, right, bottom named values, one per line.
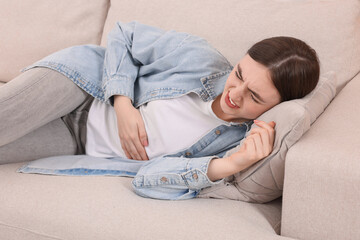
left=0, top=21, right=319, bottom=200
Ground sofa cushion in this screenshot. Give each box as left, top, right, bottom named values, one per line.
left=101, top=0, right=360, bottom=91
left=198, top=71, right=337, bottom=203
left=0, top=162, right=288, bottom=240
left=0, top=0, right=109, bottom=82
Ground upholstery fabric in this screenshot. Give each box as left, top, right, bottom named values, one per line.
left=0, top=162, right=291, bottom=240
left=1, top=0, right=360, bottom=239
left=281, top=72, right=360, bottom=240
left=101, top=0, right=360, bottom=91
left=0, top=0, right=109, bottom=82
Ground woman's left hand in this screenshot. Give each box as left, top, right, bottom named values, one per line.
left=207, top=120, right=276, bottom=181
left=241, top=120, right=276, bottom=165
left=228, top=120, right=276, bottom=169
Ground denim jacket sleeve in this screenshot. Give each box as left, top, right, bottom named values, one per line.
left=101, top=21, right=232, bottom=105
left=102, top=21, right=187, bottom=104
left=132, top=155, right=224, bottom=200
left=18, top=154, right=225, bottom=200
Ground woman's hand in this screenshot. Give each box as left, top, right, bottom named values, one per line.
left=231, top=120, right=276, bottom=167
left=113, top=95, right=149, bottom=161
left=207, top=120, right=276, bottom=181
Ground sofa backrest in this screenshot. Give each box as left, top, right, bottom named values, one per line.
left=0, top=0, right=110, bottom=82
left=2, top=0, right=359, bottom=90
left=101, top=0, right=360, bottom=92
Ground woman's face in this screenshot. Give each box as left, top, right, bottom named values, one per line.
left=212, top=54, right=281, bottom=123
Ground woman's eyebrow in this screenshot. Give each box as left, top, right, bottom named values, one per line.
left=236, top=64, right=266, bottom=104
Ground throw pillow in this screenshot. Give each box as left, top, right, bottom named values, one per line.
left=198, top=71, right=337, bottom=203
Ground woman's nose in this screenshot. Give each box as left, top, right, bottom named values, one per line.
left=234, top=81, right=247, bottom=95
left=232, top=82, right=248, bottom=105
left=231, top=88, right=244, bottom=106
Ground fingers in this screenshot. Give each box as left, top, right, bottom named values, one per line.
left=243, top=120, right=276, bottom=160
left=137, top=121, right=149, bottom=160
left=249, top=129, right=271, bottom=156
left=138, top=120, right=149, bottom=147
left=133, top=138, right=149, bottom=161
left=115, top=105, right=149, bottom=161
left=251, top=120, right=276, bottom=149
left=119, top=127, right=149, bottom=161
left=232, top=120, right=276, bottom=168
left=121, top=136, right=148, bottom=161
left=253, top=120, right=276, bottom=130
left=123, top=141, right=140, bottom=160
left=249, top=133, right=264, bottom=157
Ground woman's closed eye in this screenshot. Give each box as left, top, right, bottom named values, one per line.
left=236, top=70, right=260, bottom=104
left=235, top=70, right=243, bottom=81
left=250, top=94, right=260, bottom=103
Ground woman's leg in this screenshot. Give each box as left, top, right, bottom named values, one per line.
left=0, top=118, right=76, bottom=164
left=0, top=67, right=90, bottom=164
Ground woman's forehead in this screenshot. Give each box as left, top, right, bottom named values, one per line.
left=237, top=55, right=280, bottom=103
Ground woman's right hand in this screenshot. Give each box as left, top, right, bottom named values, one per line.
left=113, top=95, right=149, bottom=160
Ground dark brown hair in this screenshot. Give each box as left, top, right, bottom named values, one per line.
left=247, top=36, right=320, bottom=102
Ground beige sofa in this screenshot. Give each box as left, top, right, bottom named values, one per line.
left=1, top=0, right=359, bottom=239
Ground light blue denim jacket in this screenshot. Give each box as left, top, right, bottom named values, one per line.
left=18, top=21, right=252, bottom=200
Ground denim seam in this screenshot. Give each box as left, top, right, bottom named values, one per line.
left=175, top=34, right=193, bottom=50
left=18, top=167, right=137, bottom=177
left=133, top=173, right=185, bottom=188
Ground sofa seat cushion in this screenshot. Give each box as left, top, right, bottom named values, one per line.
left=0, top=162, right=293, bottom=240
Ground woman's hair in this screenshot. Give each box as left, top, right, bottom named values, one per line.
left=247, top=36, right=320, bottom=102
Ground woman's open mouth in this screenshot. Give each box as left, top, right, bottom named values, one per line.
left=225, top=91, right=239, bottom=108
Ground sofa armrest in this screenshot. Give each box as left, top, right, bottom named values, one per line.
left=281, top=73, right=360, bottom=240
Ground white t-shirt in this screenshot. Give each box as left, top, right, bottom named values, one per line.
left=85, top=93, right=228, bottom=159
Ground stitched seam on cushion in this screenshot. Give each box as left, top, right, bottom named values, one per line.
left=233, top=185, right=282, bottom=196
left=273, top=221, right=281, bottom=235
left=0, top=221, right=63, bottom=240
left=348, top=70, right=360, bottom=82
left=249, top=178, right=276, bottom=191
left=197, top=184, right=229, bottom=195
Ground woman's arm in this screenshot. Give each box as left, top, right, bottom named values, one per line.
left=103, top=21, right=190, bottom=160
left=102, top=21, right=191, bottom=104
left=114, top=95, right=149, bottom=160
left=102, top=21, right=232, bottom=105
left=132, top=120, right=276, bottom=200
left=207, top=120, right=276, bottom=181
left=103, top=21, right=232, bottom=160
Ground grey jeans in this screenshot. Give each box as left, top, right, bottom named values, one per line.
left=0, top=67, right=94, bottom=164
